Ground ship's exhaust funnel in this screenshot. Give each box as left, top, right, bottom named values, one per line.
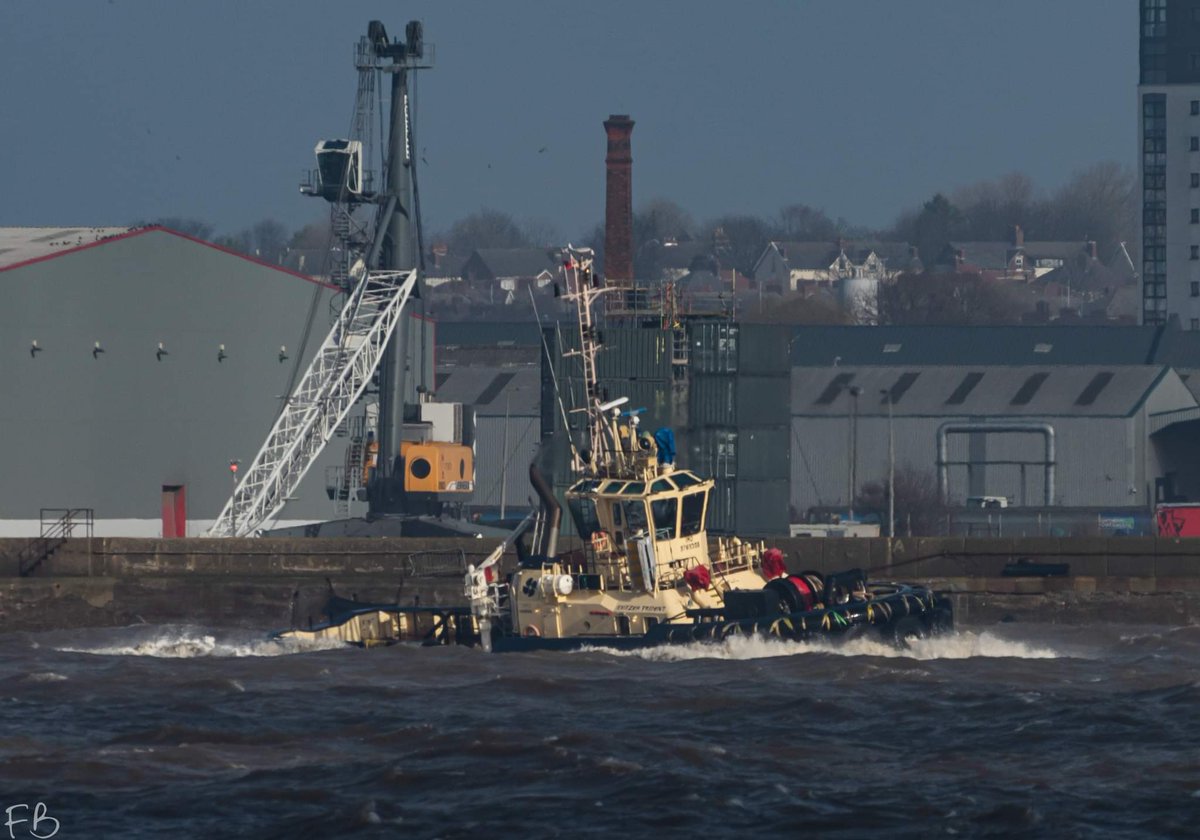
left=529, top=463, right=561, bottom=559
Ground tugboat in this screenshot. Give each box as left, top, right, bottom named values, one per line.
left=277, top=248, right=952, bottom=652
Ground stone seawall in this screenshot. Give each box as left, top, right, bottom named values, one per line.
left=0, top=537, right=500, bottom=633
left=1, top=536, right=1199, bottom=632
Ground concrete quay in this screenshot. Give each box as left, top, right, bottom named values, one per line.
left=0, top=536, right=1199, bottom=633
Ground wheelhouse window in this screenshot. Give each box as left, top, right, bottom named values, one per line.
left=622, top=500, right=649, bottom=535
left=651, top=497, right=678, bottom=540
left=680, top=491, right=707, bottom=537
left=567, top=496, right=600, bottom=539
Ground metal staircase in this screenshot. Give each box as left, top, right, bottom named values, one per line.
left=335, top=427, right=366, bottom=518
left=18, top=508, right=93, bottom=577
left=206, top=268, right=419, bottom=537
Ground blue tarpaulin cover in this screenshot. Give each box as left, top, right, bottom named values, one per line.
left=653, top=427, right=676, bottom=465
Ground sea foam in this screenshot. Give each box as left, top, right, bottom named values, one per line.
left=583, top=630, right=1061, bottom=662
left=54, top=629, right=347, bottom=659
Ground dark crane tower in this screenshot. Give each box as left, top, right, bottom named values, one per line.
left=370, top=20, right=431, bottom=514
left=301, top=20, right=455, bottom=519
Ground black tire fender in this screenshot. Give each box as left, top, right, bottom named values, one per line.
left=886, top=615, right=928, bottom=649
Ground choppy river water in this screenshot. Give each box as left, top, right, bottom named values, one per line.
left=1, top=622, right=1198, bottom=838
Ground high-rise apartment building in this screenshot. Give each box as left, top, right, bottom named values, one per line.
left=1139, top=0, right=1200, bottom=326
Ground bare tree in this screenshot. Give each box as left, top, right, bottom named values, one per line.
left=708, top=213, right=775, bottom=278
left=777, top=203, right=840, bottom=241
left=288, top=218, right=333, bottom=250
left=739, top=293, right=851, bottom=324
left=636, top=198, right=695, bottom=244
left=878, top=271, right=1026, bottom=325
left=250, top=219, right=289, bottom=263
left=951, top=172, right=1035, bottom=241
left=442, top=209, right=532, bottom=254
left=1040, top=162, right=1135, bottom=251
left=855, top=463, right=948, bottom=536
left=889, top=162, right=1135, bottom=260
left=519, top=217, right=564, bottom=248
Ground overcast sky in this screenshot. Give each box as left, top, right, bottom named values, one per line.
left=1, top=0, right=1134, bottom=240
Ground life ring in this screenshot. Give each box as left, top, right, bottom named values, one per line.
left=523, top=624, right=541, bottom=637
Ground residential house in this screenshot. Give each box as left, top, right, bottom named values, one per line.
left=939, top=226, right=1111, bottom=283
left=751, top=239, right=920, bottom=323
left=460, top=248, right=561, bottom=304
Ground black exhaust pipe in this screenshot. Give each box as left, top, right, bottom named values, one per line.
left=529, top=463, right=561, bottom=559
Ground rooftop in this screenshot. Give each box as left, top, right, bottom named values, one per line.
left=791, top=365, right=1182, bottom=418
left=432, top=365, right=541, bottom=416
left=0, top=227, right=134, bottom=270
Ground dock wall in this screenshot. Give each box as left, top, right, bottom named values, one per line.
left=1, top=536, right=1199, bottom=632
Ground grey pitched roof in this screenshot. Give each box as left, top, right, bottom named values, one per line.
left=788, top=324, right=1176, bottom=367
left=1023, top=241, right=1089, bottom=261
left=678, top=269, right=726, bottom=292
left=436, top=321, right=545, bottom=347
left=772, top=241, right=840, bottom=270
left=466, top=248, right=560, bottom=280
left=432, top=365, right=541, bottom=416
left=949, top=241, right=1013, bottom=271
left=425, top=253, right=469, bottom=279
left=767, top=240, right=916, bottom=272
left=791, top=365, right=1183, bottom=418
left=847, top=241, right=919, bottom=271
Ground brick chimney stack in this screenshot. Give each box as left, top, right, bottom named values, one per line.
left=604, top=114, right=635, bottom=285
left=1013, top=224, right=1024, bottom=247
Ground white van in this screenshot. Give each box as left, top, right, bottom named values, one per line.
left=965, top=496, right=1009, bottom=509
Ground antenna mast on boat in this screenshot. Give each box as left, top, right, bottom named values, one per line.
left=558, top=246, right=627, bottom=477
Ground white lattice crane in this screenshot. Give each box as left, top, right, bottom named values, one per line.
left=206, top=268, right=418, bottom=537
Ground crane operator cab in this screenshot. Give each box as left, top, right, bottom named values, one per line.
left=304, top=139, right=365, bottom=202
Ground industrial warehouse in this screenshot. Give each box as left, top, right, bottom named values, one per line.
left=8, top=219, right=1200, bottom=541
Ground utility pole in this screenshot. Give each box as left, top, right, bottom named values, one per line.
left=500, top=390, right=511, bottom=520
left=881, top=388, right=895, bottom=537
left=848, top=385, right=861, bottom=519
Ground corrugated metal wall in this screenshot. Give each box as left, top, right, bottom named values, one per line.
left=0, top=230, right=353, bottom=527
left=472, top=415, right=541, bottom=509
left=789, top=414, right=1142, bottom=514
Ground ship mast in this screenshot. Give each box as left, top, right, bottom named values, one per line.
left=558, top=247, right=632, bottom=477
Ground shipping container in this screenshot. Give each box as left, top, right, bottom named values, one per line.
left=1156, top=503, right=1200, bottom=536
left=689, top=322, right=740, bottom=374
left=736, top=426, right=790, bottom=480
left=737, top=324, right=791, bottom=376
left=689, top=375, right=736, bottom=428
left=690, top=427, right=740, bottom=480
left=688, top=322, right=789, bottom=375
left=734, top=479, right=791, bottom=536
left=552, top=325, right=673, bottom=380
left=690, top=374, right=789, bottom=427
left=707, top=479, right=737, bottom=533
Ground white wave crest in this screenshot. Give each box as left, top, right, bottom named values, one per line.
left=585, top=630, right=1061, bottom=662
left=22, top=672, right=69, bottom=683
left=55, top=629, right=348, bottom=659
